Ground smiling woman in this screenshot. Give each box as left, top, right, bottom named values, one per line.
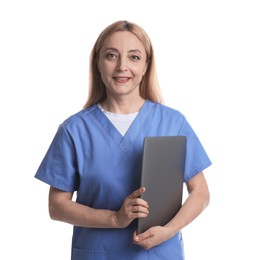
left=97, top=31, right=148, bottom=113
left=86, top=20, right=162, bottom=110
left=34, top=20, right=212, bottom=260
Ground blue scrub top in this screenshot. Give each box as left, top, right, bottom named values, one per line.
left=35, top=100, right=212, bottom=260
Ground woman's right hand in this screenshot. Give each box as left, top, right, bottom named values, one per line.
left=114, top=187, right=149, bottom=228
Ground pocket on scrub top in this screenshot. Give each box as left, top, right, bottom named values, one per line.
left=72, top=248, right=108, bottom=260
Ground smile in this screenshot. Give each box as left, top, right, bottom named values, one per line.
left=113, top=77, right=130, bottom=83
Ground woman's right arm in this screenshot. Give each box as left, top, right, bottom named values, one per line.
left=48, top=186, right=149, bottom=229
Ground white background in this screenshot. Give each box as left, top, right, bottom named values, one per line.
left=1, top=0, right=252, bottom=259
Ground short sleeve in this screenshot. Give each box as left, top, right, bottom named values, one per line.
left=34, top=125, right=79, bottom=192
left=179, top=117, right=212, bottom=182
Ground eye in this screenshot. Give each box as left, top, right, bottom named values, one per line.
left=105, top=52, right=118, bottom=60
left=131, top=55, right=140, bottom=61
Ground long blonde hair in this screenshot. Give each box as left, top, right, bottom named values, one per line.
left=84, top=20, right=163, bottom=108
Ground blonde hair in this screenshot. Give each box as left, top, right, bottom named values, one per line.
left=84, top=20, right=163, bottom=108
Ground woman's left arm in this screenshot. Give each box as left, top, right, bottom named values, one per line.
left=133, top=171, right=210, bottom=249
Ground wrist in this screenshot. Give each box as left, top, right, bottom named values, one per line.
left=164, top=222, right=178, bottom=239
left=110, top=211, right=120, bottom=228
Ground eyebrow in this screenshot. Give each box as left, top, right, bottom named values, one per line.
left=103, top=48, right=142, bottom=54
left=129, top=49, right=142, bottom=54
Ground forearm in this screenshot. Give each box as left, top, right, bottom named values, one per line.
left=165, top=188, right=210, bottom=236
left=49, top=199, right=119, bottom=228
left=48, top=186, right=148, bottom=229
left=133, top=186, right=210, bottom=249
left=48, top=187, right=119, bottom=228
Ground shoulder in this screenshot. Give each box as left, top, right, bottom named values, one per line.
left=146, top=100, right=185, bottom=119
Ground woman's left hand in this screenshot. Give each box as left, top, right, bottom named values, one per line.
left=132, top=226, right=173, bottom=250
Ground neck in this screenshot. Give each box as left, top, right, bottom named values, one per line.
left=100, top=96, right=145, bottom=114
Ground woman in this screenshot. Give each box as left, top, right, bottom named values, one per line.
left=35, top=20, right=212, bottom=259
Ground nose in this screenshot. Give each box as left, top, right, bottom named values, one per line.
left=116, top=57, right=128, bottom=72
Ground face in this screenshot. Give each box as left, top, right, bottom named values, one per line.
left=97, top=31, right=148, bottom=100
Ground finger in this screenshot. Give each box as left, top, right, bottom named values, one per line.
left=133, top=230, right=151, bottom=242
left=128, top=187, right=146, bottom=199
left=132, top=198, right=149, bottom=208
left=133, top=231, right=142, bottom=243
left=133, top=232, right=153, bottom=249
left=132, top=205, right=149, bottom=214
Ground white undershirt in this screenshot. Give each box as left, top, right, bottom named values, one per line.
left=97, top=104, right=138, bottom=136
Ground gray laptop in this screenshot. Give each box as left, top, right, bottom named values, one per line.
left=137, top=136, right=186, bottom=234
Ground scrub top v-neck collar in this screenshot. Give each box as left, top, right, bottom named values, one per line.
left=92, top=100, right=152, bottom=154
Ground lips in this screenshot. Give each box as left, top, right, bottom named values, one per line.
left=113, top=76, right=130, bottom=83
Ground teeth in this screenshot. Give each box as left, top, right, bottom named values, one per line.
left=116, top=78, right=128, bottom=81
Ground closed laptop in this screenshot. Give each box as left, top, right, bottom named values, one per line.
left=137, top=136, right=186, bottom=234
